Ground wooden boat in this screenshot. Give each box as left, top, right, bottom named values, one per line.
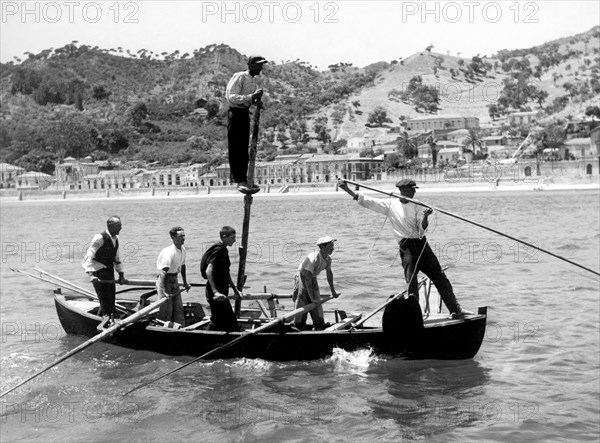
left=54, top=289, right=487, bottom=361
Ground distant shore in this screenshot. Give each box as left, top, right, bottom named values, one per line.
left=1, top=178, right=598, bottom=204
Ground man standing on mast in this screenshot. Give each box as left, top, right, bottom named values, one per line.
left=225, top=55, right=267, bottom=192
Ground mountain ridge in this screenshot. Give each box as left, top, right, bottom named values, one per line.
left=1, top=26, right=598, bottom=173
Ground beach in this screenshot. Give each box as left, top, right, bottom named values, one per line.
left=2, top=176, right=598, bottom=204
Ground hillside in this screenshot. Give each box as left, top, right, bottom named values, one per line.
left=331, top=26, right=600, bottom=139
left=1, top=26, right=599, bottom=173
left=0, top=43, right=385, bottom=171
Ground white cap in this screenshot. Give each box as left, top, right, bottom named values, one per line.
left=316, top=236, right=337, bottom=246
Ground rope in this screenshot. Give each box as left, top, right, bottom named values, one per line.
left=345, top=179, right=600, bottom=278
left=360, top=188, right=430, bottom=298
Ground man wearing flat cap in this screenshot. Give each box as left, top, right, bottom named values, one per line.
left=225, top=55, right=268, bottom=192
left=338, top=179, right=468, bottom=318
left=292, top=236, right=341, bottom=330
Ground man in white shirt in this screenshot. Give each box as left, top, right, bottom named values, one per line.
left=339, top=179, right=468, bottom=318
left=156, top=226, right=191, bottom=327
left=82, top=216, right=125, bottom=321
left=293, top=236, right=341, bottom=330
left=225, top=54, right=267, bottom=192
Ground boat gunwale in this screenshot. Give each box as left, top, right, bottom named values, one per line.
left=54, top=293, right=487, bottom=337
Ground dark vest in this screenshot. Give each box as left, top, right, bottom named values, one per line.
left=95, top=231, right=119, bottom=269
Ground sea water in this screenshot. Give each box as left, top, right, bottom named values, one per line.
left=1, top=189, right=598, bottom=442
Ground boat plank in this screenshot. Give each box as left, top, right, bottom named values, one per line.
left=325, top=314, right=363, bottom=331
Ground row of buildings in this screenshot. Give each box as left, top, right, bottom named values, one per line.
left=2, top=113, right=598, bottom=191
left=344, top=113, right=599, bottom=164
left=0, top=153, right=385, bottom=191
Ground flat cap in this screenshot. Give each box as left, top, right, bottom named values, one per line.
left=248, top=55, right=268, bottom=64
left=316, top=236, right=337, bottom=246
left=395, top=179, right=418, bottom=189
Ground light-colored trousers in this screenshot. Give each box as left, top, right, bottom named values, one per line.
left=292, top=273, right=325, bottom=328
left=157, top=274, right=185, bottom=326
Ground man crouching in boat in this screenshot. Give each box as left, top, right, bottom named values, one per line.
left=293, top=236, right=341, bottom=331
left=202, top=226, right=242, bottom=332
left=338, top=179, right=470, bottom=318
left=156, top=227, right=191, bottom=328
left=82, top=216, right=126, bottom=325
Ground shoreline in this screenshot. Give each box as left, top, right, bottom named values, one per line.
left=1, top=181, right=598, bottom=205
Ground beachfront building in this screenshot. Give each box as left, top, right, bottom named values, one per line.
left=346, top=154, right=384, bottom=181
left=150, top=164, right=210, bottom=188
left=183, top=163, right=210, bottom=187
left=82, top=169, right=148, bottom=190
left=14, top=171, right=53, bottom=190
left=305, top=154, right=384, bottom=182
left=0, top=163, right=25, bottom=188
left=305, top=154, right=350, bottom=183
left=54, top=157, right=100, bottom=185
left=255, top=154, right=312, bottom=185
left=563, top=137, right=597, bottom=159
left=214, top=163, right=232, bottom=186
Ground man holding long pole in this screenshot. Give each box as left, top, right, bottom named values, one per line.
left=338, top=179, right=470, bottom=318
left=225, top=54, right=267, bottom=192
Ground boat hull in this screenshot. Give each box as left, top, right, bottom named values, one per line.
left=54, top=295, right=487, bottom=361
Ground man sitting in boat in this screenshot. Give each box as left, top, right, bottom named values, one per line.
left=338, top=179, right=470, bottom=318
left=82, top=216, right=126, bottom=324
left=156, top=226, right=191, bottom=328
left=293, top=236, right=341, bottom=330
left=202, top=226, right=242, bottom=332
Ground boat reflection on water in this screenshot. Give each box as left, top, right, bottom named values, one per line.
left=369, top=359, right=491, bottom=436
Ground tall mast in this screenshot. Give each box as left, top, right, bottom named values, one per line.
left=235, top=102, right=262, bottom=316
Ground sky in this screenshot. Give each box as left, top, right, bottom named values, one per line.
left=1, top=1, right=599, bottom=69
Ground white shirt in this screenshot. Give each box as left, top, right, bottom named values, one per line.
left=226, top=71, right=260, bottom=108
left=82, top=230, right=123, bottom=273
left=298, top=251, right=331, bottom=276
left=357, top=193, right=427, bottom=240
left=156, top=244, right=186, bottom=273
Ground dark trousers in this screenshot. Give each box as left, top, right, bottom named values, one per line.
left=207, top=298, right=240, bottom=332
left=91, top=267, right=116, bottom=317
left=399, top=237, right=459, bottom=312
left=227, top=108, right=250, bottom=184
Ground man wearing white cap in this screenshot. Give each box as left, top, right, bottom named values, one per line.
left=156, top=226, right=191, bottom=328
left=292, top=236, right=341, bottom=330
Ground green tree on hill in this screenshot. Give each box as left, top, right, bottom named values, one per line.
left=367, top=106, right=392, bottom=127
left=313, top=116, right=331, bottom=144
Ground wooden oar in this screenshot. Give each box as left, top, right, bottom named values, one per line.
left=34, top=267, right=99, bottom=296
left=124, top=295, right=333, bottom=396
left=0, top=292, right=176, bottom=399
left=13, top=268, right=133, bottom=316
left=344, top=179, right=600, bottom=277
left=10, top=267, right=95, bottom=299
left=97, top=279, right=206, bottom=287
